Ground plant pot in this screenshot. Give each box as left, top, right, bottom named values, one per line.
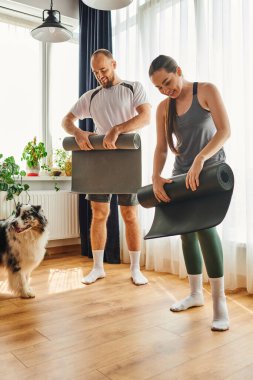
left=26, top=163, right=40, bottom=176
left=51, top=169, right=62, bottom=176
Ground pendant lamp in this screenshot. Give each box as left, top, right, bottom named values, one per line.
left=82, top=0, right=133, bottom=11
left=31, top=0, right=73, bottom=43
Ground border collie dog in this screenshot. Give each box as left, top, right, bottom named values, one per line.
left=0, top=203, right=48, bottom=298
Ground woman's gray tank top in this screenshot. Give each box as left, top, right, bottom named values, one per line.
left=173, top=82, right=225, bottom=176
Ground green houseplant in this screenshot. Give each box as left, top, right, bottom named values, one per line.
left=45, top=148, right=71, bottom=177
left=54, top=148, right=72, bottom=176
left=0, top=154, right=29, bottom=202
left=21, top=137, right=47, bottom=176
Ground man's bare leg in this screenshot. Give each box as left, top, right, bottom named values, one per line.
left=120, top=205, right=148, bottom=285
left=81, top=202, right=110, bottom=284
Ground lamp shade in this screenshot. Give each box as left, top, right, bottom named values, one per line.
left=31, top=9, right=72, bottom=43
left=82, top=0, right=133, bottom=11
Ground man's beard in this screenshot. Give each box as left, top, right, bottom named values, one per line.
left=100, top=74, right=115, bottom=88
left=102, top=80, right=113, bottom=88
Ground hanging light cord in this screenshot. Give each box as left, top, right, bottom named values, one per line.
left=50, top=1, right=53, bottom=11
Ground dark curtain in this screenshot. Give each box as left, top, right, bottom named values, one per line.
left=78, top=0, right=120, bottom=264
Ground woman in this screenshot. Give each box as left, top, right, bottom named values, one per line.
left=149, top=55, right=231, bottom=331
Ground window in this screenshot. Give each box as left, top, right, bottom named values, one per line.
left=48, top=41, right=79, bottom=153
left=0, top=15, right=78, bottom=168
left=0, top=22, right=42, bottom=166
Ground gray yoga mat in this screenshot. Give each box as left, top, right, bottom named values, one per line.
left=137, top=162, right=234, bottom=239
left=63, top=133, right=141, bottom=194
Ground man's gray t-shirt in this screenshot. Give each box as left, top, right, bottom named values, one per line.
left=70, top=81, right=150, bottom=134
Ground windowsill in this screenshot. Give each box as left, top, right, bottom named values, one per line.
left=19, top=176, right=72, bottom=191
left=23, top=176, right=72, bottom=181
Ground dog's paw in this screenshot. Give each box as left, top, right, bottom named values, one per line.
left=20, top=289, right=36, bottom=299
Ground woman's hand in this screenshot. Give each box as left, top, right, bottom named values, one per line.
left=152, top=175, right=173, bottom=202
left=186, top=156, right=205, bottom=191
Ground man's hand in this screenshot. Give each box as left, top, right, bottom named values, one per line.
left=103, top=126, right=120, bottom=149
left=74, top=130, right=97, bottom=150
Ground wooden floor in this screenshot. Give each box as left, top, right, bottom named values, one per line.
left=0, top=255, right=253, bottom=380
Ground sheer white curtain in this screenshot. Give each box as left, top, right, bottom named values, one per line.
left=112, top=0, right=253, bottom=292
left=0, top=20, right=42, bottom=166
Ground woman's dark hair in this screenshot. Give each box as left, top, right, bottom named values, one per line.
left=149, top=55, right=181, bottom=154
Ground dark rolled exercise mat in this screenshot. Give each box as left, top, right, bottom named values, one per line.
left=137, top=162, right=234, bottom=239
left=63, top=133, right=141, bottom=151
left=62, top=133, right=142, bottom=194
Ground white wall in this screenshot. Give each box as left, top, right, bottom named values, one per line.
left=3, top=0, right=79, bottom=19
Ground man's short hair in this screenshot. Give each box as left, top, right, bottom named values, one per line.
left=91, top=49, right=113, bottom=60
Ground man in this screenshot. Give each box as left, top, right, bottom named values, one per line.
left=62, top=49, right=151, bottom=285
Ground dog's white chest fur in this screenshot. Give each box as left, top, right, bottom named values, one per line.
left=8, top=228, right=49, bottom=271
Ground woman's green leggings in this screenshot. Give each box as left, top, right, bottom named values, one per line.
left=180, top=227, right=223, bottom=278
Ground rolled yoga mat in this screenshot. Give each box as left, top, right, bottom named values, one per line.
left=137, top=162, right=234, bottom=239
left=63, top=133, right=141, bottom=194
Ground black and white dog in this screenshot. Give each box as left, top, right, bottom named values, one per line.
left=0, top=203, right=48, bottom=298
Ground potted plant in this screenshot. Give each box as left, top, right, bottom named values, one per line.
left=21, top=137, right=47, bottom=176
left=54, top=148, right=72, bottom=176
left=0, top=154, right=29, bottom=204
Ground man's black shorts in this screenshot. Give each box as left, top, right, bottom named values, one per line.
left=85, top=194, right=138, bottom=206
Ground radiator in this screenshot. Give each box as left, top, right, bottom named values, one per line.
left=0, top=191, right=80, bottom=240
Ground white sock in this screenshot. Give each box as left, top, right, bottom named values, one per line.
left=81, top=250, right=106, bottom=284
left=209, top=276, right=229, bottom=331
left=170, top=274, right=204, bottom=312
left=129, top=251, right=148, bottom=285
